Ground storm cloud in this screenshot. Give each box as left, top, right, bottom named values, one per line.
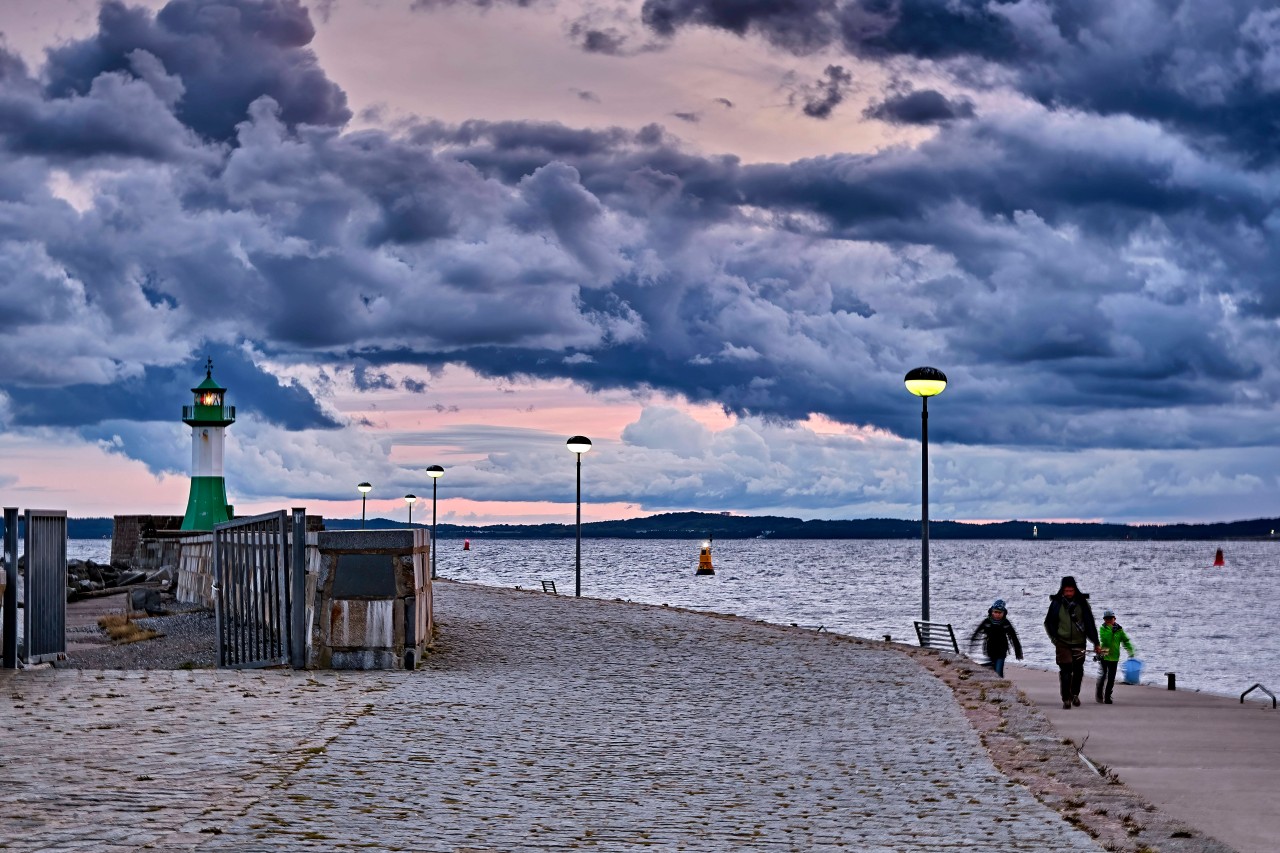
left=1, top=0, right=1279, bottom=522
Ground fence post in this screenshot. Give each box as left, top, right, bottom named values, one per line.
left=291, top=508, right=306, bottom=669
left=2, top=507, right=17, bottom=668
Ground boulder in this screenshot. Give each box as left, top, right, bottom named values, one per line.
left=130, top=588, right=165, bottom=616
left=147, top=566, right=175, bottom=587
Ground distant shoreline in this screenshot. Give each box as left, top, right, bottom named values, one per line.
left=64, top=510, right=1280, bottom=542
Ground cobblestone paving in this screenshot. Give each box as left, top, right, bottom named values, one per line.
left=1, top=581, right=1104, bottom=852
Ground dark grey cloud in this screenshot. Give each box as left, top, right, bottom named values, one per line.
left=638, top=0, right=1280, bottom=164
left=574, top=25, right=628, bottom=54
left=642, top=0, right=842, bottom=55
left=864, top=88, right=975, bottom=124
left=792, top=64, right=853, bottom=119
left=7, top=344, right=337, bottom=430
left=0, top=44, right=201, bottom=163
left=3, top=0, right=1280, bottom=488
left=42, top=0, right=349, bottom=144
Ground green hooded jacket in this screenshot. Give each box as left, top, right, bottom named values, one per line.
left=1099, top=622, right=1135, bottom=662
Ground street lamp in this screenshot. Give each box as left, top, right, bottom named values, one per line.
left=404, top=494, right=417, bottom=526
left=357, top=482, right=372, bottom=529
left=426, top=465, right=444, bottom=579
left=904, top=366, right=947, bottom=621
left=566, top=436, right=592, bottom=597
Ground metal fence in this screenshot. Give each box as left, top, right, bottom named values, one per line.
left=213, top=509, right=306, bottom=669
left=2, top=508, right=17, bottom=668
left=24, top=510, right=67, bottom=664
left=0, top=508, right=68, bottom=666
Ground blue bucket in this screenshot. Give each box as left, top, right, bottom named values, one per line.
left=1122, top=658, right=1143, bottom=685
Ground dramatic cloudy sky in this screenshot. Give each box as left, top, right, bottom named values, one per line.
left=2, top=0, right=1279, bottom=526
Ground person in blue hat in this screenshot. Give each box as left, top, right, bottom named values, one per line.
left=969, top=599, right=1023, bottom=677
left=1095, top=609, right=1136, bottom=704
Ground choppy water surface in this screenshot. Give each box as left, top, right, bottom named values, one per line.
left=432, top=537, right=1278, bottom=699
left=66, top=536, right=1275, bottom=697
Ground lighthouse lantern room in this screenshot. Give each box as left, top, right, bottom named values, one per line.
left=181, top=358, right=236, bottom=530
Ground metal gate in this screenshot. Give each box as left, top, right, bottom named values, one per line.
left=19, top=509, right=67, bottom=665
left=214, top=509, right=306, bottom=669
left=2, top=507, right=17, bottom=668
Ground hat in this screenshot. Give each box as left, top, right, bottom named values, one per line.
left=1059, top=576, right=1077, bottom=591
left=991, top=599, right=1007, bottom=612
left=1103, top=609, right=1116, bottom=619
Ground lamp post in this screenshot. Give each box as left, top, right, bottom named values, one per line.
left=426, top=465, right=444, bottom=579
left=566, top=436, right=592, bottom=597
left=357, top=482, right=372, bottom=529
left=904, top=367, right=947, bottom=621
left=404, top=494, right=417, bottom=526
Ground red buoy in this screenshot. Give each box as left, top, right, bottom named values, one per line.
left=463, top=539, right=471, bottom=551
left=1213, top=548, right=1224, bottom=566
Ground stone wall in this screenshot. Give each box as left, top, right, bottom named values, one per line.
left=311, top=528, right=432, bottom=670
left=111, top=515, right=184, bottom=566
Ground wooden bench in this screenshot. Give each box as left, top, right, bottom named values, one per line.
left=913, top=620, right=959, bottom=653
left=540, top=580, right=557, bottom=595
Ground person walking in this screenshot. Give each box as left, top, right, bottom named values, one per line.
left=969, top=599, right=1023, bottom=677
left=1095, top=609, right=1136, bottom=704
left=1043, top=576, right=1101, bottom=710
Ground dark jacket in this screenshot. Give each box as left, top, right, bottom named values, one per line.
left=1043, top=589, right=1099, bottom=648
left=970, top=611, right=1023, bottom=661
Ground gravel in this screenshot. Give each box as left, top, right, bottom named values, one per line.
left=58, top=598, right=218, bottom=670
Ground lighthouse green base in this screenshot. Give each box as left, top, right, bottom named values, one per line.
left=182, top=476, right=232, bottom=531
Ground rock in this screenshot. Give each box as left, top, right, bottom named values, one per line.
left=147, top=566, right=175, bottom=586
left=130, top=588, right=165, bottom=616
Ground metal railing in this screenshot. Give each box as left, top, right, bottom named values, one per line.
left=1241, top=683, right=1277, bottom=709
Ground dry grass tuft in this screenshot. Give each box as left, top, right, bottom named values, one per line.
left=98, top=613, right=161, bottom=644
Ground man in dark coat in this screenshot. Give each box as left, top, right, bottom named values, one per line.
left=1043, top=576, right=1101, bottom=709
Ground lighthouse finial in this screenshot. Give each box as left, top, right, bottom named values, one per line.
left=205, top=356, right=213, bottom=378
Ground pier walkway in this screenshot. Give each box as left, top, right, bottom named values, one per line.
left=0, top=581, right=1223, bottom=852
left=1008, top=665, right=1279, bottom=853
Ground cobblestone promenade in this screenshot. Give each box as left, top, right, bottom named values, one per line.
left=0, top=581, right=1103, bottom=852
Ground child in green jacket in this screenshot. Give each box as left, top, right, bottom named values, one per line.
left=1095, top=609, right=1136, bottom=704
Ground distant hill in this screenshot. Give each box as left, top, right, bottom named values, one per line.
left=69, top=511, right=1279, bottom=541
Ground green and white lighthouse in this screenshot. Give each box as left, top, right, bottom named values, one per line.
left=180, top=358, right=235, bottom=530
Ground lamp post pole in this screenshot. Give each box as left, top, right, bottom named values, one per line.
left=904, top=367, right=947, bottom=622
left=920, top=395, right=931, bottom=621
left=357, top=482, right=372, bottom=529
left=566, top=437, right=592, bottom=597
left=426, top=466, right=444, bottom=580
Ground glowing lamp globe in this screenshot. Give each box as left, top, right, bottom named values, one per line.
left=904, top=366, right=948, bottom=398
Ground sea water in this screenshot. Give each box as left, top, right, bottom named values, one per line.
left=433, top=537, right=1278, bottom=700
left=65, top=536, right=1276, bottom=698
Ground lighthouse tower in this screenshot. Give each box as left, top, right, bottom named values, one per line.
left=180, top=358, right=236, bottom=531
